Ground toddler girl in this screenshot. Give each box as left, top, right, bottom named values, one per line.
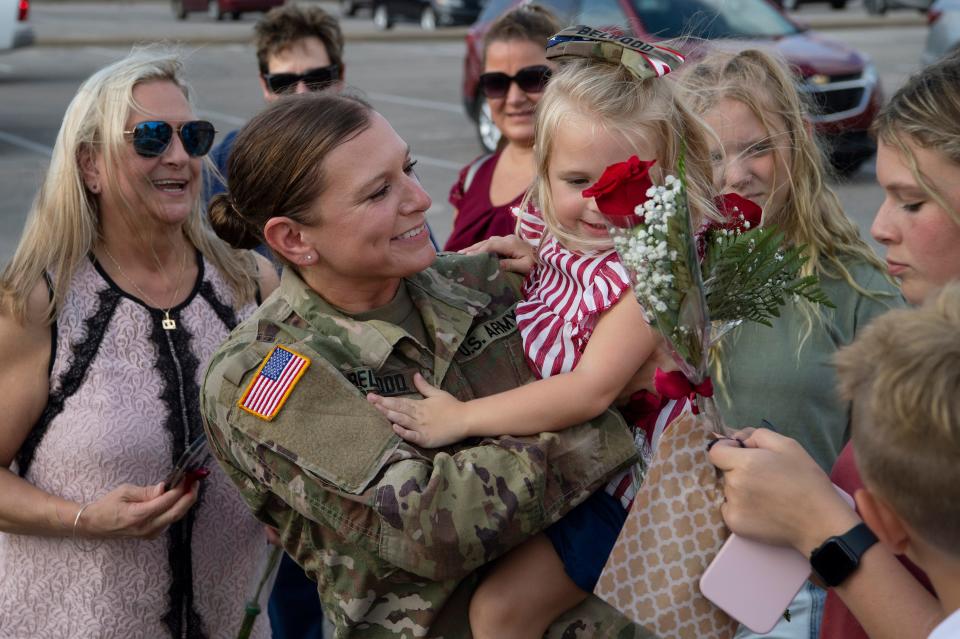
left=368, top=29, right=718, bottom=639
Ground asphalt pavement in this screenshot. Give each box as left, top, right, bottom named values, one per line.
left=29, top=0, right=927, bottom=47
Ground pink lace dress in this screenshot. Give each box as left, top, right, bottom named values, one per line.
left=0, top=256, right=270, bottom=639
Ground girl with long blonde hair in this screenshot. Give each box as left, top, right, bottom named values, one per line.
left=680, top=48, right=902, bottom=639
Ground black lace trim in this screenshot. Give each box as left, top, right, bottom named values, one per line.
left=198, top=280, right=240, bottom=332
left=151, top=314, right=208, bottom=639
left=16, top=286, right=121, bottom=478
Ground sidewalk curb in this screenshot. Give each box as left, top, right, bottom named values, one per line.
left=35, top=27, right=470, bottom=47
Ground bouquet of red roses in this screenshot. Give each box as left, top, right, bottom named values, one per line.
left=589, top=155, right=830, bottom=639
left=583, top=154, right=829, bottom=430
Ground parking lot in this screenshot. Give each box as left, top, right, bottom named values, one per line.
left=0, top=1, right=929, bottom=262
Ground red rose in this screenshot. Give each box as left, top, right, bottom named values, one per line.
left=582, top=156, right=657, bottom=228
left=696, top=193, right=764, bottom=259
left=714, top=193, right=762, bottom=233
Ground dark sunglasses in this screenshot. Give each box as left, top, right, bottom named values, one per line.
left=262, top=64, right=341, bottom=94
left=123, top=120, right=216, bottom=158
left=478, top=65, right=552, bottom=99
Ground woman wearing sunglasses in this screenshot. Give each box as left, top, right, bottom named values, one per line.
left=0, top=50, right=278, bottom=638
left=444, top=4, right=559, bottom=251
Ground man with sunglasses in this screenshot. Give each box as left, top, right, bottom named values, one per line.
left=206, top=4, right=345, bottom=209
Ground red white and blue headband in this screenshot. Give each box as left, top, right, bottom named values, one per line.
left=545, top=25, right=685, bottom=80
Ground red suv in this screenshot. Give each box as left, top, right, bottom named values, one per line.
left=463, top=0, right=882, bottom=174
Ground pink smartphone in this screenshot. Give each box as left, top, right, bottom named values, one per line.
left=699, top=485, right=855, bottom=634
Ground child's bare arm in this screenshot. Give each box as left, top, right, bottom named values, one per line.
left=367, top=293, right=657, bottom=447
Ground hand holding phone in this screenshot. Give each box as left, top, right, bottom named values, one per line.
left=700, top=484, right=856, bottom=633
left=163, top=435, right=210, bottom=491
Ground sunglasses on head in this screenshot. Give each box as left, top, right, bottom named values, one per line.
left=262, top=64, right=341, bottom=94
left=478, top=65, right=552, bottom=99
left=123, top=120, right=216, bottom=158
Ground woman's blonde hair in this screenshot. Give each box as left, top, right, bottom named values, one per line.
left=680, top=48, right=886, bottom=285
left=0, top=47, right=258, bottom=323
left=530, top=54, right=718, bottom=253
left=874, top=50, right=960, bottom=227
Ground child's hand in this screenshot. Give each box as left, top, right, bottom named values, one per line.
left=366, top=373, right=468, bottom=448
left=459, top=235, right=537, bottom=275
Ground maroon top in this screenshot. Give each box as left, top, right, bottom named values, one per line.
left=444, top=152, right=526, bottom=252
left=819, top=443, right=937, bottom=639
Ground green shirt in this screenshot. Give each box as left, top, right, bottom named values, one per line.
left=712, top=259, right=904, bottom=471
left=201, top=253, right=654, bottom=639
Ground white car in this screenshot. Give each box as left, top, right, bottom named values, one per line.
left=0, top=0, right=34, bottom=52
left=923, top=0, right=960, bottom=64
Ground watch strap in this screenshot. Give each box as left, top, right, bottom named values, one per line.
left=843, top=522, right=879, bottom=558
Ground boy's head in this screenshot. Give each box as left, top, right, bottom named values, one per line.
left=255, top=4, right=344, bottom=101
left=835, top=282, right=960, bottom=560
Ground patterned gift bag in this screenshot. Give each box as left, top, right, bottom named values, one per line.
left=594, top=410, right=738, bottom=639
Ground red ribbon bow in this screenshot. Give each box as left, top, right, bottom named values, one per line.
left=654, top=368, right=714, bottom=414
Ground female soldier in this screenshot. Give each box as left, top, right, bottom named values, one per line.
left=200, top=92, right=652, bottom=638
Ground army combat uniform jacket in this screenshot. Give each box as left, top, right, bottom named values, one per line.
left=201, top=254, right=657, bottom=639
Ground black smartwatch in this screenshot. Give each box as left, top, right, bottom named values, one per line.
left=809, top=522, right=878, bottom=587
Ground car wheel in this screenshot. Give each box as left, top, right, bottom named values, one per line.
left=828, top=0, right=846, bottom=8
left=208, top=0, right=224, bottom=20
left=476, top=100, right=501, bottom=154
left=341, top=0, right=358, bottom=16
left=231, top=10, right=241, bottom=19
left=420, top=6, right=437, bottom=29
left=373, top=4, right=393, bottom=29
left=172, top=0, right=188, bottom=19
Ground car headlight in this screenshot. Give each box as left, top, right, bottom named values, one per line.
left=861, top=61, right=878, bottom=85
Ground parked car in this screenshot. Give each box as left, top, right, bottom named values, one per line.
left=0, top=0, right=33, bottom=52
left=922, top=0, right=960, bottom=64
left=864, top=0, right=931, bottom=15
left=463, top=0, right=882, bottom=174
left=364, top=0, right=485, bottom=30
left=775, top=0, right=848, bottom=11
left=172, top=0, right=284, bottom=20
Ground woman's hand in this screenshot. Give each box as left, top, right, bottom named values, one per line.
left=367, top=373, right=469, bottom=448
left=76, top=479, right=200, bottom=540
left=708, top=428, right=860, bottom=555
left=459, top=235, right=536, bottom=275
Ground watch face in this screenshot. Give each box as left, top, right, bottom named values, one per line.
left=812, top=540, right=857, bottom=587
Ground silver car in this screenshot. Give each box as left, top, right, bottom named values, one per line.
left=922, top=0, right=960, bottom=64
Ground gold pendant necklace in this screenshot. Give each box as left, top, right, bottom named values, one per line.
left=101, top=243, right=187, bottom=331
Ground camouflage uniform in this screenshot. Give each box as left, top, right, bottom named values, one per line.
left=201, top=253, right=656, bottom=639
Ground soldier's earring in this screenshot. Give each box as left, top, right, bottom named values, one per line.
left=89, top=183, right=101, bottom=194
left=302, top=254, right=314, bottom=264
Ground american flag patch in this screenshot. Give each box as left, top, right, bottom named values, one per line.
left=238, top=345, right=311, bottom=421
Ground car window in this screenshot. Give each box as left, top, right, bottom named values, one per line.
left=630, top=0, right=798, bottom=39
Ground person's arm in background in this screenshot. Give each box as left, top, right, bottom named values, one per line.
left=709, top=429, right=943, bottom=639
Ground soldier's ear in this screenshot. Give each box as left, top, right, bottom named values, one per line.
left=264, top=217, right=317, bottom=267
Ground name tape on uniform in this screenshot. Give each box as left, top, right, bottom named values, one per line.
left=457, top=306, right=518, bottom=362
left=345, top=367, right=418, bottom=397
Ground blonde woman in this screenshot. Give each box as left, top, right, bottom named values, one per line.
left=679, top=48, right=903, bottom=639
left=0, top=49, right=277, bottom=637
